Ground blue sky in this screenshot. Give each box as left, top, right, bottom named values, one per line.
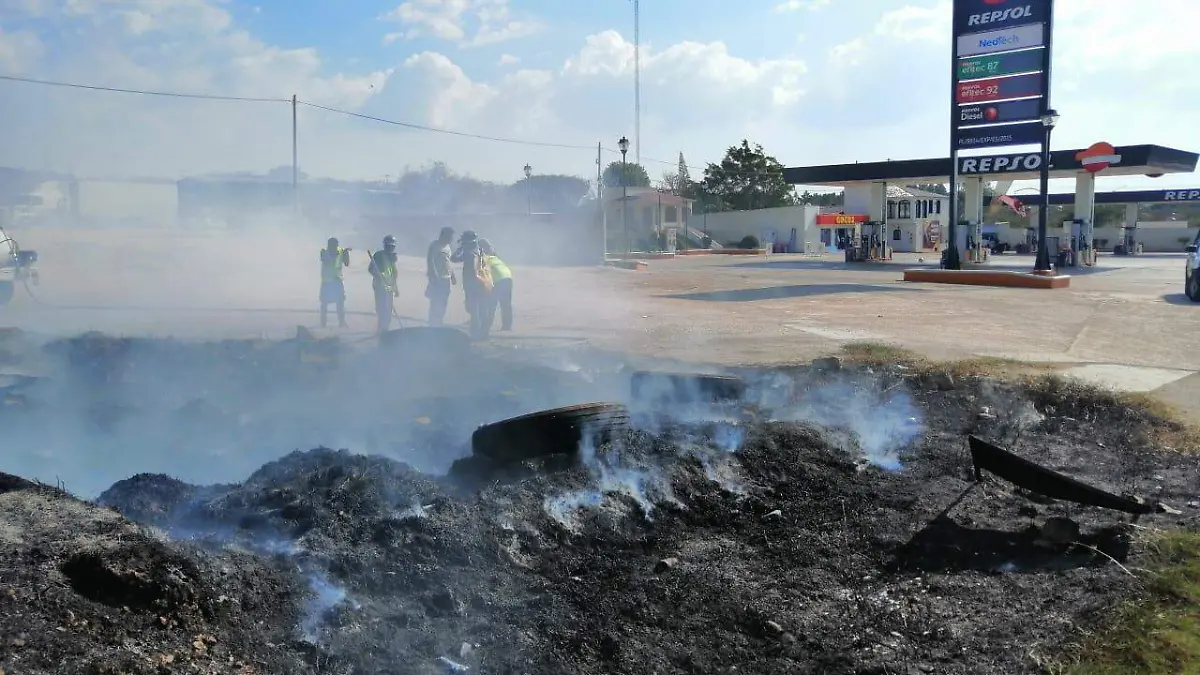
left=1, top=0, right=1199, bottom=192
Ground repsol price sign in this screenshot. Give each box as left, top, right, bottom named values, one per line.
left=958, top=98, right=1041, bottom=126
left=956, top=72, right=1044, bottom=104
left=958, top=152, right=1046, bottom=175
left=955, top=121, right=1043, bottom=150
left=953, top=0, right=1051, bottom=36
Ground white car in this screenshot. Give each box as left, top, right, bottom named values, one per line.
left=0, top=227, right=39, bottom=306
left=1187, top=231, right=1200, bottom=302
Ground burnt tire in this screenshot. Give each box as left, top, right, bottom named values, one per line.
left=379, top=326, right=471, bottom=355
left=471, top=402, right=629, bottom=464
left=630, top=371, right=747, bottom=405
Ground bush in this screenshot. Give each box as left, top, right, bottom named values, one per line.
left=737, top=235, right=759, bottom=250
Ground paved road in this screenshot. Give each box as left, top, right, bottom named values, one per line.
left=3, top=228, right=1197, bottom=418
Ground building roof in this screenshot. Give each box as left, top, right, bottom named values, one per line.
left=784, top=144, right=1199, bottom=186
left=887, top=186, right=947, bottom=200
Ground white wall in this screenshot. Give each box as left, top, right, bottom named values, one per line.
left=77, top=180, right=177, bottom=225
left=694, top=205, right=821, bottom=251
left=1117, top=221, right=1198, bottom=252
left=985, top=220, right=1198, bottom=252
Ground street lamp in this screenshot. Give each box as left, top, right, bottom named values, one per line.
left=1033, top=108, right=1060, bottom=273
left=618, top=136, right=630, bottom=256
left=523, top=163, right=532, bottom=215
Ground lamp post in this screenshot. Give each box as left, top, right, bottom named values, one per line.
left=523, top=163, right=532, bottom=215
left=1033, top=108, right=1060, bottom=273
left=618, top=135, right=630, bottom=256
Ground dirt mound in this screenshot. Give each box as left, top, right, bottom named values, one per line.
left=0, top=475, right=317, bottom=675
left=4, top=357, right=1200, bottom=674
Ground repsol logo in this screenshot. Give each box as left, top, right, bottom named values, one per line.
left=1164, top=190, right=1200, bottom=201
left=960, top=154, right=1043, bottom=174
left=967, top=5, right=1034, bottom=27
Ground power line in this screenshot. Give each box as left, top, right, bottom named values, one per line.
left=0, top=73, right=290, bottom=103
left=297, top=101, right=597, bottom=151
left=0, top=72, right=794, bottom=181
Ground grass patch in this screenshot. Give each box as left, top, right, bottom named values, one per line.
left=838, top=342, right=1058, bottom=379
left=1051, top=529, right=1200, bottom=675
left=838, top=342, right=1200, bottom=452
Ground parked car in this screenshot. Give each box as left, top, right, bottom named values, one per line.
left=1186, top=231, right=1200, bottom=302
left=0, top=226, right=39, bottom=306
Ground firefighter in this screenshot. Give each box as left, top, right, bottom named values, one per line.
left=478, top=238, right=513, bottom=331
left=451, top=230, right=489, bottom=339
left=368, top=235, right=399, bottom=334
left=425, top=226, right=456, bottom=326
left=319, top=237, right=350, bottom=328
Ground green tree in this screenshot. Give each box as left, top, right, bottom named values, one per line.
left=661, top=152, right=694, bottom=197
left=602, top=161, right=650, bottom=188
left=797, top=190, right=843, bottom=207
left=701, top=140, right=795, bottom=211
left=509, top=174, right=590, bottom=213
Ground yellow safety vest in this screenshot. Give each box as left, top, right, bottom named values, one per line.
left=486, top=255, right=512, bottom=281
left=321, top=247, right=345, bottom=282
left=372, top=251, right=397, bottom=289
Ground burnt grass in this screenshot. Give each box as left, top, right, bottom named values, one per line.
left=4, top=344, right=1200, bottom=674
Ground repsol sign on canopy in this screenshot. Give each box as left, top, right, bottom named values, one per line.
left=958, top=153, right=1045, bottom=175
left=953, top=0, right=1051, bottom=35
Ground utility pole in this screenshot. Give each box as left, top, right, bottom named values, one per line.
left=633, top=0, right=643, bottom=165
left=291, top=94, right=298, bottom=217
left=597, top=142, right=607, bottom=258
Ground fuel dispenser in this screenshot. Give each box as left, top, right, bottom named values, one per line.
left=1062, top=218, right=1096, bottom=267
left=1115, top=226, right=1144, bottom=256
left=963, top=221, right=989, bottom=263
left=844, top=221, right=892, bottom=262
left=862, top=221, right=891, bottom=261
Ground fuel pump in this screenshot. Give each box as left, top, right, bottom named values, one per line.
left=1066, top=218, right=1096, bottom=267
left=963, top=221, right=988, bottom=263
left=860, top=221, right=891, bottom=261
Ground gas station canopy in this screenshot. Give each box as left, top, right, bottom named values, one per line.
left=783, top=144, right=1199, bottom=186
left=984, top=188, right=1200, bottom=207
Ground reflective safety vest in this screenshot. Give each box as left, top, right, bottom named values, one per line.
left=372, top=251, right=398, bottom=289
left=485, top=255, right=512, bottom=281
left=321, top=247, right=346, bottom=282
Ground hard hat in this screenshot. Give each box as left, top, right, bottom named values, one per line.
left=460, top=230, right=477, bottom=242
left=383, top=235, right=397, bottom=246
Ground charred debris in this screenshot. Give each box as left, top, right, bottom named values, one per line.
left=1, top=327, right=1197, bottom=675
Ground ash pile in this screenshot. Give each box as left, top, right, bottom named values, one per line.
left=2, top=329, right=1198, bottom=675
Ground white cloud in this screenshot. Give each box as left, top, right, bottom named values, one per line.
left=0, top=27, right=44, bottom=72
left=774, top=0, right=829, bottom=11
left=380, top=0, right=542, bottom=48
left=0, top=0, right=1197, bottom=194
left=816, top=1, right=1200, bottom=165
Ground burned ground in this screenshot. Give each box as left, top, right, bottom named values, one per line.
left=2, top=332, right=1199, bottom=674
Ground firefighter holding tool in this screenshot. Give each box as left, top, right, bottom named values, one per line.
left=319, top=237, right=350, bottom=328
left=368, top=234, right=400, bottom=334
